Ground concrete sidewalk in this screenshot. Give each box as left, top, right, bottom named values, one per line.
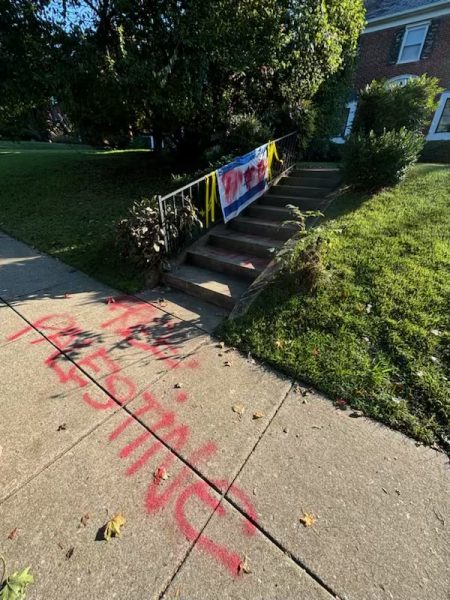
left=0, top=232, right=449, bottom=600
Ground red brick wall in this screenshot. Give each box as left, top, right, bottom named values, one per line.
left=354, top=15, right=450, bottom=91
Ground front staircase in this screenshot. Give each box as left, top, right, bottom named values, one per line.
left=164, top=167, right=341, bottom=310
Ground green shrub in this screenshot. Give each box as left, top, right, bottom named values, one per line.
left=342, top=128, right=425, bottom=190
left=116, top=196, right=203, bottom=275
left=224, top=113, right=273, bottom=154
left=353, top=75, right=442, bottom=135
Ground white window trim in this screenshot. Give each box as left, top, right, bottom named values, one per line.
left=331, top=101, right=358, bottom=144
left=387, top=74, right=418, bottom=87
left=427, top=92, right=450, bottom=141
left=397, top=22, right=430, bottom=64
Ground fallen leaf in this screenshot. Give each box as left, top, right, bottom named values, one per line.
left=224, top=347, right=235, bottom=353
left=7, top=528, right=18, bottom=540
left=232, top=404, right=245, bottom=417
left=0, top=567, right=34, bottom=600
left=106, top=296, right=116, bottom=305
left=252, top=411, right=265, bottom=420
left=80, top=513, right=90, bottom=528
left=64, top=293, right=71, bottom=299
left=57, top=424, right=67, bottom=432
left=275, top=339, right=284, bottom=349
left=311, top=347, right=319, bottom=358
left=224, top=360, right=232, bottom=367
left=238, top=555, right=251, bottom=575
left=65, top=547, right=74, bottom=560
left=104, top=513, right=126, bottom=541
left=217, top=342, right=225, bottom=349
left=299, top=513, right=317, bottom=528
left=174, top=383, right=182, bottom=389
left=154, top=466, right=169, bottom=485
left=158, top=297, right=168, bottom=307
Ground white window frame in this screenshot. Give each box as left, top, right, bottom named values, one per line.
left=427, top=92, right=450, bottom=141
left=331, top=101, right=358, bottom=145
left=397, top=22, right=429, bottom=64
left=387, top=74, right=418, bottom=87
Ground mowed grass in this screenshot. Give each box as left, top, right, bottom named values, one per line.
left=220, top=164, right=450, bottom=446
left=0, top=141, right=180, bottom=291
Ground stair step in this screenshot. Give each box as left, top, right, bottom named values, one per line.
left=163, top=265, right=247, bottom=310
left=290, top=168, right=341, bottom=182
left=280, top=176, right=336, bottom=189
left=270, top=184, right=325, bottom=198
left=229, top=216, right=297, bottom=241
left=260, top=194, right=328, bottom=211
left=208, top=230, right=282, bottom=258
left=187, top=246, right=268, bottom=281
left=245, top=204, right=291, bottom=222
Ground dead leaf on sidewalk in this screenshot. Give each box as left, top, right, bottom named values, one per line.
left=154, top=466, right=170, bottom=485
left=106, top=296, right=116, bottom=305
left=238, top=555, right=251, bottom=575
left=224, top=360, right=232, bottom=367
left=158, top=298, right=168, bottom=307
left=79, top=513, right=91, bottom=528
left=57, top=423, right=67, bottom=432
left=7, top=528, right=18, bottom=540
left=252, top=411, right=265, bottom=420
left=104, top=513, right=126, bottom=541
left=232, top=404, right=245, bottom=417
left=65, top=547, right=74, bottom=560
left=299, top=512, right=317, bottom=528
left=174, top=382, right=182, bottom=389
left=217, top=342, right=225, bottom=349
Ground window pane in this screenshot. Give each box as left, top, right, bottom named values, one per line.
left=405, top=26, right=427, bottom=45
left=400, top=43, right=422, bottom=62
left=437, top=99, right=450, bottom=133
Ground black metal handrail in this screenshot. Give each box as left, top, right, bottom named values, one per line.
left=158, top=131, right=299, bottom=256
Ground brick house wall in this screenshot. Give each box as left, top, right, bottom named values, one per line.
left=355, top=15, right=450, bottom=90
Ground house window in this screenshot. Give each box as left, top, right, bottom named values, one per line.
left=331, top=101, right=357, bottom=144
left=398, top=23, right=429, bottom=64
left=436, top=99, right=450, bottom=133
left=427, top=92, right=450, bottom=141
left=387, top=75, right=417, bottom=88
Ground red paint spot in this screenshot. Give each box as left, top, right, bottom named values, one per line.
left=175, top=481, right=241, bottom=575
left=175, top=479, right=257, bottom=575
left=176, top=391, right=188, bottom=403
left=101, top=297, right=156, bottom=333
left=185, top=358, right=200, bottom=370
left=222, top=170, right=244, bottom=205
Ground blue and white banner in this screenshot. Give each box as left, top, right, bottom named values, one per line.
left=216, top=144, right=269, bottom=223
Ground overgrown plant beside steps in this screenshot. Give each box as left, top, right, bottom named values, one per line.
left=116, top=196, right=202, bottom=286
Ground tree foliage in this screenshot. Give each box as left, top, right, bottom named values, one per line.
left=0, top=0, right=365, bottom=152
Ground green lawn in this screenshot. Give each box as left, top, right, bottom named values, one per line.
left=0, top=141, right=181, bottom=291
left=220, top=164, right=450, bottom=447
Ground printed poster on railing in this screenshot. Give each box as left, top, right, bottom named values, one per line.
left=216, top=143, right=268, bottom=223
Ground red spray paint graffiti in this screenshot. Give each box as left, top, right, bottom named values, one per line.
left=6, top=298, right=258, bottom=575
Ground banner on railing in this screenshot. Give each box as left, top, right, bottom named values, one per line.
left=216, top=144, right=269, bottom=223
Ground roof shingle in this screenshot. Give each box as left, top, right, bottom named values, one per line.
left=365, top=0, right=444, bottom=20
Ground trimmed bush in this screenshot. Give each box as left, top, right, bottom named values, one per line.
left=352, top=75, right=442, bottom=135
left=342, top=128, right=425, bottom=190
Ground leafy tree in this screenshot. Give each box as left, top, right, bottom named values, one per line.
left=0, top=0, right=55, bottom=138
left=2, top=0, right=366, bottom=151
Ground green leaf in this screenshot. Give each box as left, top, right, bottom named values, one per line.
left=0, top=567, right=34, bottom=600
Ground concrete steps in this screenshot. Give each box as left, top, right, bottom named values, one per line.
left=163, top=165, right=340, bottom=311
